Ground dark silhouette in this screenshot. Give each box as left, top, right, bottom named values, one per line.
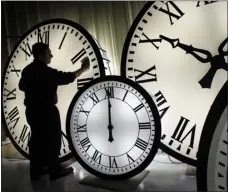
left=159, top=35, right=228, bottom=88
left=19, top=42, right=90, bottom=181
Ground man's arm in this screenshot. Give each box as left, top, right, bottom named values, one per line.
left=18, top=70, right=26, bottom=91
left=53, top=57, right=90, bottom=85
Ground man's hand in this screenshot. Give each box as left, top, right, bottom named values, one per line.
left=81, top=57, right=90, bottom=72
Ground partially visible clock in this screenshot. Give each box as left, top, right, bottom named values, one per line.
left=121, top=1, right=227, bottom=166
left=2, top=18, right=107, bottom=162
left=66, top=76, right=161, bottom=179
left=197, top=82, right=227, bottom=191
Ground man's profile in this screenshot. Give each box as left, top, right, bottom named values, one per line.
left=19, top=42, right=90, bottom=181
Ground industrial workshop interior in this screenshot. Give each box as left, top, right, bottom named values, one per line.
left=1, top=1, right=227, bottom=192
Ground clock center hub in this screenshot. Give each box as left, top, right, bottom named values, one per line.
left=87, top=98, right=139, bottom=156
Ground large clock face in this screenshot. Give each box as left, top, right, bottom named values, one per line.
left=2, top=18, right=106, bottom=161
left=121, top=1, right=227, bottom=165
left=66, top=76, right=161, bottom=179
left=197, top=82, right=227, bottom=191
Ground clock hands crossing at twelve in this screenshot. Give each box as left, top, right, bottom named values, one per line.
left=106, top=89, right=114, bottom=142
left=159, top=35, right=227, bottom=88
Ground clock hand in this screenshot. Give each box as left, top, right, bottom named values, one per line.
left=107, top=91, right=114, bottom=142
left=159, top=35, right=212, bottom=63
left=218, top=37, right=228, bottom=56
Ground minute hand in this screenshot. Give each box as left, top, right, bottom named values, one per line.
left=159, top=35, right=212, bottom=63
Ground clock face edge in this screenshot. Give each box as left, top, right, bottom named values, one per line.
left=196, top=81, right=227, bottom=191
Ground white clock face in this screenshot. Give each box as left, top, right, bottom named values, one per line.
left=121, top=1, right=227, bottom=165
left=67, top=76, right=161, bottom=179
left=197, top=82, right=227, bottom=191
left=2, top=19, right=106, bottom=161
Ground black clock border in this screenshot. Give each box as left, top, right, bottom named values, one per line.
left=196, top=81, right=227, bottom=191
left=121, top=1, right=200, bottom=166
left=66, top=75, right=161, bottom=180
left=1, top=18, right=106, bottom=163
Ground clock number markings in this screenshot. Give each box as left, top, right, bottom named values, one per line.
left=80, top=137, right=91, bottom=152
left=20, top=42, right=32, bottom=60
left=139, top=122, right=151, bottom=129
left=38, top=29, right=50, bottom=45
left=80, top=108, right=90, bottom=116
left=135, top=138, right=148, bottom=151
left=127, top=154, right=135, bottom=164
left=4, top=88, right=16, bottom=100
left=92, top=150, right=102, bottom=164
left=77, top=78, right=93, bottom=89
left=89, top=92, right=100, bottom=105
left=6, top=107, right=20, bottom=130
left=139, top=33, right=162, bottom=50
left=129, top=66, right=157, bottom=84
left=154, top=91, right=170, bottom=119
left=196, top=1, right=218, bottom=7
left=163, top=116, right=196, bottom=155
left=59, top=32, right=68, bottom=50
left=134, top=103, right=144, bottom=113
left=71, top=48, right=87, bottom=65
left=77, top=124, right=87, bottom=132
left=104, top=87, right=114, bottom=98
left=61, top=131, right=68, bottom=154
left=19, top=124, right=31, bottom=150
left=109, top=156, right=118, bottom=168
left=122, top=90, right=128, bottom=101
left=10, top=65, right=21, bottom=78
left=153, top=1, right=185, bottom=25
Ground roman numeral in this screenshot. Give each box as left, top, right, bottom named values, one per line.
left=61, top=131, right=68, bottom=154
left=105, top=87, right=114, bottom=98
left=77, top=77, right=93, bottom=89
left=20, top=43, right=32, bottom=60
left=135, top=138, right=148, bottom=151
left=153, top=1, right=185, bottom=25
left=5, top=88, right=16, bottom=100
left=134, top=66, right=157, bottom=83
left=71, top=49, right=86, bottom=64
left=134, top=103, right=144, bottom=113
left=139, top=33, right=162, bottom=50
left=122, top=90, right=128, bottom=101
left=139, top=122, right=151, bottom=129
left=109, top=156, right=118, bottom=168
left=92, top=150, right=102, bottom=164
left=196, top=1, right=218, bottom=7
left=154, top=91, right=170, bottom=119
left=81, top=137, right=91, bottom=152
left=77, top=124, right=87, bottom=132
left=80, top=109, right=90, bottom=116
left=11, top=65, right=21, bottom=77
left=59, top=32, right=67, bottom=49
left=127, top=154, right=135, bottom=164
left=7, top=107, right=20, bottom=129
left=89, top=93, right=100, bottom=105
left=19, top=124, right=30, bottom=147
left=38, top=30, right=50, bottom=44
left=171, top=117, right=196, bottom=153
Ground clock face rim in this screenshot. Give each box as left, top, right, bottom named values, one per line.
left=196, top=81, right=227, bottom=191
left=1, top=18, right=106, bottom=162
left=120, top=1, right=226, bottom=166
left=66, top=75, right=161, bottom=179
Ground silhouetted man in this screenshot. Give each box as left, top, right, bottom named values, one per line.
left=19, top=42, right=90, bottom=181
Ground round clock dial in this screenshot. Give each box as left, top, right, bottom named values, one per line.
left=2, top=18, right=106, bottom=161
left=66, top=76, right=161, bottom=179
left=197, top=82, right=227, bottom=191
left=121, top=1, right=227, bottom=165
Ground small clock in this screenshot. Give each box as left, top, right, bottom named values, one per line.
left=66, top=75, right=161, bottom=179
left=2, top=18, right=107, bottom=162
left=197, top=82, right=227, bottom=191
left=121, top=1, right=227, bottom=166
